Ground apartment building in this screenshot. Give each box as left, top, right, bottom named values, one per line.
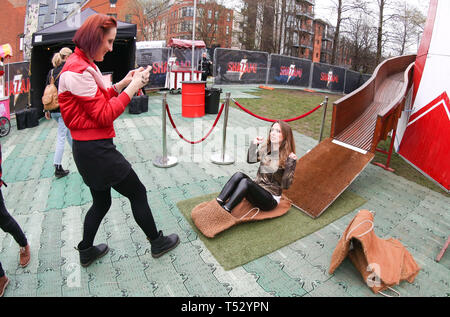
left=312, top=18, right=333, bottom=64
left=144, top=0, right=233, bottom=48
left=293, top=0, right=315, bottom=60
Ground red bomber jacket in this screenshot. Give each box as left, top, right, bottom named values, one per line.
left=58, top=48, right=130, bottom=141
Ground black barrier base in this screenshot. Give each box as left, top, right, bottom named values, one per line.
left=128, top=96, right=149, bottom=114
left=16, top=107, right=39, bottom=130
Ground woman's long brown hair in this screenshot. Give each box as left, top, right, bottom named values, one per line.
left=266, top=120, right=296, bottom=168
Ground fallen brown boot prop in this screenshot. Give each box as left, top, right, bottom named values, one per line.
left=191, top=196, right=292, bottom=238
left=329, top=209, right=420, bottom=296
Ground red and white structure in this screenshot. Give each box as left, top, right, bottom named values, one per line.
left=395, top=0, right=450, bottom=193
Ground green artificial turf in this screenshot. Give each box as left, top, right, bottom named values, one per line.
left=177, top=190, right=367, bottom=270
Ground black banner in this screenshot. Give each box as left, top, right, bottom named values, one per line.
left=136, top=48, right=170, bottom=88
left=267, top=55, right=311, bottom=87
left=214, top=49, right=269, bottom=84
left=344, top=70, right=361, bottom=94
left=311, top=63, right=345, bottom=92
left=171, top=48, right=203, bottom=70
left=4, top=62, right=30, bottom=113
left=362, top=73, right=372, bottom=83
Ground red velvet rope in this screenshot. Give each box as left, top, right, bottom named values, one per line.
left=232, top=98, right=322, bottom=122
left=165, top=103, right=225, bottom=144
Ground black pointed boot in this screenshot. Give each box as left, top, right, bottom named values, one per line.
left=76, top=243, right=109, bottom=267
left=55, top=164, right=69, bottom=178
left=149, top=231, right=180, bottom=258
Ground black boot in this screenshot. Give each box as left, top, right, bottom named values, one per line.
left=55, top=164, right=69, bottom=178
left=148, top=231, right=180, bottom=258
left=216, top=197, right=225, bottom=206
left=76, top=243, right=109, bottom=267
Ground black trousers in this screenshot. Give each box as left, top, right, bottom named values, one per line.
left=217, top=172, right=277, bottom=212
left=0, top=189, right=28, bottom=278
left=78, top=168, right=159, bottom=250
left=0, top=189, right=27, bottom=248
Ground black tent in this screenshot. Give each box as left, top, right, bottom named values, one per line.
left=30, top=8, right=136, bottom=116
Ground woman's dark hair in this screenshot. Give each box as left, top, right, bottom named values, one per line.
left=266, top=120, right=296, bottom=167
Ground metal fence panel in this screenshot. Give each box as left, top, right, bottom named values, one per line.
left=136, top=48, right=170, bottom=88
left=213, top=48, right=269, bottom=85
left=311, top=62, right=346, bottom=92
left=267, top=54, right=312, bottom=87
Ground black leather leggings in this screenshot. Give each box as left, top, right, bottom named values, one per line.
left=0, top=189, right=27, bottom=248
left=217, top=172, right=278, bottom=212
left=78, top=168, right=159, bottom=249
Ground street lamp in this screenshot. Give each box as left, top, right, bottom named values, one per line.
left=191, top=0, right=197, bottom=80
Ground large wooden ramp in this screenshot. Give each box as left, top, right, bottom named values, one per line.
left=285, top=55, right=416, bottom=218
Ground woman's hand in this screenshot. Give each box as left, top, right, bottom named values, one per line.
left=130, top=65, right=152, bottom=89
left=288, top=152, right=297, bottom=160
left=123, top=66, right=152, bottom=99
left=253, top=136, right=264, bottom=145
left=44, top=111, right=51, bottom=120
left=116, top=67, right=144, bottom=91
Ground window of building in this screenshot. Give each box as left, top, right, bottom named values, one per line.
left=227, top=13, right=231, bottom=22
left=215, top=11, right=219, bottom=19
left=208, top=10, right=212, bottom=19
left=125, top=14, right=132, bottom=23
left=181, top=6, right=194, bottom=17
left=226, top=26, right=229, bottom=35
left=107, top=13, right=117, bottom=19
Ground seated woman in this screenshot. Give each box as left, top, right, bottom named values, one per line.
left=217, top=120, right=297, bottom=212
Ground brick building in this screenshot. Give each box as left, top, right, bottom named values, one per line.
left=0, top=0, right=27, bottom=63
left=293, top=0, right=314, bottom=60
left=141, top=0, right=233, bottom=48
left=312, top=19, right=333, bottom=64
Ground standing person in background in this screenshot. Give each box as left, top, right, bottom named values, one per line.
left=58, top=14, right=179, bottom=267
left=44, top=47, right=73, bottom=178
left=200, top=52, right=212, bottom=81
left=0, top=143, right=31, bottom=297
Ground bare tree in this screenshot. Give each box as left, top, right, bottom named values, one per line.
left=122, top=0, right=167, bottom=41
left=374, top=0, right=401, bottom=65
left=196, top=0, right=230, bottom=47
left=328, top=0, right=369, bottom=65
left=341, top=13, right=377, bottom=72
left=240, top=0, right=258, bottom=50
left=387, top=1, right=426, bottom=55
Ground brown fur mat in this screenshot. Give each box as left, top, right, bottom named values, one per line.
left=191, top=196, right=292, bottom=238
left=284, top=138, right=374, bottom=218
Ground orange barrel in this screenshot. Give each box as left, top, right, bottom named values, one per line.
left=181, top=81, right=206, bottom=118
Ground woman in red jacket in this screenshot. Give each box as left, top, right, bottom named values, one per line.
left=58, top=14, right=179, bottom=267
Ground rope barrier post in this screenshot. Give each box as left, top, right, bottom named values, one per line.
left=153, top=93, right=178, bottom=168
left=211, top=92, right=235, bottom=165
left=318, top=96, right=328, bottom=143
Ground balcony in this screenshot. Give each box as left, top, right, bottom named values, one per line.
left=299, top=26, right=314, bottom=34
left=296, top=0, right=315, bottom=5
left=297, top=11, right=314, bottom=20
left=322, top=30, right=334, bottom=41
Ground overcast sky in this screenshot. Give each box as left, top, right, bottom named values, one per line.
left=314, top=0, right=430, bottom=23
left=223, top=0, right=430, bottom=23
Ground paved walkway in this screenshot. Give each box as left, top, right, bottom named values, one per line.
left=0, top=86, right=448, bottom=297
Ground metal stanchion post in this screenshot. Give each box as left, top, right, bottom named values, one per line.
left=318, top=96, right=328, bottom=143
left=153, top=93, right=178, bottom=168
left=211, top=92, right=234, bottom=165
